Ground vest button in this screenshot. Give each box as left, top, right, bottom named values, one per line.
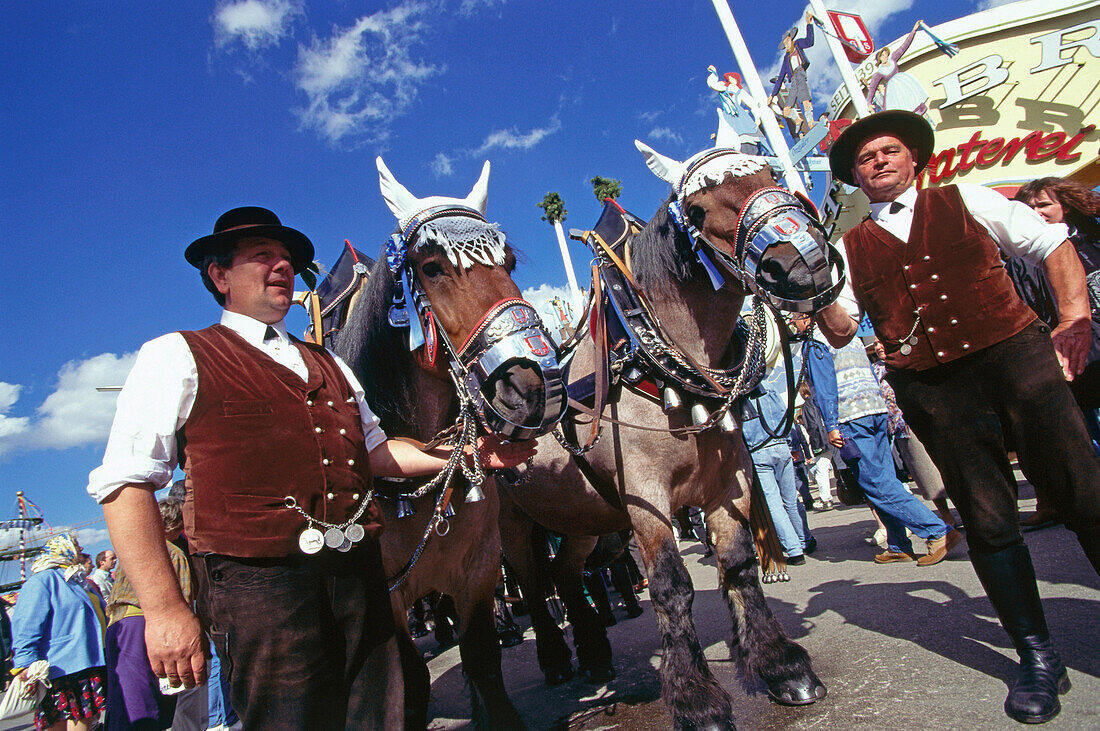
left=327, top=400, right=335, bottom=407
left=940, top=294, right=947, bottom=301
left=322, top=458, right=331, bottom=465
left=930, top=274, right=939, bottom=281
left=327, top=492, right=335, bottom=500
left=347, top=459, right=355, bottom=466
left=903, top=265, right=910, bottom=271
left=352, top=493, right=360, bottom=501
left=927, top=326, right=936, bottom=333
left=909, top=284, right=917, bottom=290
left=923, top=255, right=931, bottom=261
left=306, top=400, right=314, bottom=407
left=950, top=318, right=958, bottom=326
left=936, top=351, right=945, bottom=357
left=962, top=342, right=970, bottom=350
left=314, top=426, right=323, bottom=433
left=339, top=428, right=347, bottom=435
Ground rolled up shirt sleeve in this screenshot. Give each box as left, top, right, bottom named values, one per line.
left=958, top=183, right=1069, bottom=263
left=86, top=334, right=196, bottom=504
left=331, top=351, right=389, bottom=453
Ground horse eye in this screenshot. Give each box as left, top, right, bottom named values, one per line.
left=421, top=261, right=445, bottom=279
left=688, top=206, right=705, bottom=226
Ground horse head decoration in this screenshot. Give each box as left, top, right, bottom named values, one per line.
left=377, top=156, right=567, bottom=441
left=634, top=140, right=845, bottom=313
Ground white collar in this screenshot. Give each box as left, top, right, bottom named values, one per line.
left=869, top=185, right=918, bottom=218
left=220, top=310, right=289, bottom=347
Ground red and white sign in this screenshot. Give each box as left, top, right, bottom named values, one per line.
left=828, top=11, right=874, bottom=63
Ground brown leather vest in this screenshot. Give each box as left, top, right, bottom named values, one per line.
left=843, top=185, right=1036, bottom=371
left=178, top=325, right=377, bottom=557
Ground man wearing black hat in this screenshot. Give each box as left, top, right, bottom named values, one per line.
left=814, top=110, right=1100, bottom=724
left=88, top=207, right=534, bottom=729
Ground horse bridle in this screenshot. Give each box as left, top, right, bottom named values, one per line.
left=668, top=182, right=846, bottom=314
left=386, top=205, right=567, bottom=442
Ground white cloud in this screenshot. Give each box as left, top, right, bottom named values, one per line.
left=458, top=0, right=506, bottom=16
left=648, top=126, right=684, bottom=145
left=472, top=116, right=562, bottom=155
left=293, top=3, right=440, bottom=144
left=214, top=0, right=301, bottom=50
left=431, top=152, right=454, bottom=177
left=976, top=0, right=1021, bottom=9
left=638, top=110, right=662, bottom=123
left=0, top=384, right=30, bottom=442
left=0, top=352, right=137, bottom=456
left=73, top=527, right=112, bottom=550
left=0, top=524, right=112, bottom=556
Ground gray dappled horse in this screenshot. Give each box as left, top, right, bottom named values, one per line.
left=335, top=158, right=565, bottom=730
left=498, top=143, right=839, bottom=730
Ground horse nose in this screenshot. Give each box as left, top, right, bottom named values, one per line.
left=484, top=362, right=547, bottom=428
left=756, top=240, right=821, bottom=301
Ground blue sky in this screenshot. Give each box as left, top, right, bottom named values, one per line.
left=0, top=0, right=1006, bottom=562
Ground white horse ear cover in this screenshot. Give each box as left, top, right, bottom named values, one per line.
left=634, top=140, right=685, bottom=189
left=376, top=156, right=492, bottom=232
left=376, top=156, right=505, bottom=270
left=635, top=140, right=765, bottom=201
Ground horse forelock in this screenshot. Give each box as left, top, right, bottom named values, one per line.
left=631, top=192, right=700, bottom=293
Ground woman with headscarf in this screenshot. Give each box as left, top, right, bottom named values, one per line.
left=11, top=534, right=107, bottom=731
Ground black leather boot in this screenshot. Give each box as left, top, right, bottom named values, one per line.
left=970, top=545, right=1070, bottom=724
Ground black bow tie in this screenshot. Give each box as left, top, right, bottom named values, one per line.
left=264, top=326, right=279, bottom=343
left=888, top=201, right=905, bottom=214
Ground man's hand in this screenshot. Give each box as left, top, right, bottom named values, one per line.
left=828, top=429, right=844, bottom=449
left=1051, top=316, right=1092, bottom=380
left=473, top=435, right=538, bottom=469
left=144, top=603, right=207, bottom=689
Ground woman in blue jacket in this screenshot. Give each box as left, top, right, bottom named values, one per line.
left=11, top=533, right=107, bottom=731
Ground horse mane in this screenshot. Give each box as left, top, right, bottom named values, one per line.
left=629, top=192, right=700, bottom=295
left=331, top=253, right=423, bottom=437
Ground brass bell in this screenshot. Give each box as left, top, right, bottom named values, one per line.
left=718, top=410, right=737, bottom=433
left=662, top=387, right=683, bottom=412
left=396, top=496, right=416, bottom=519
left=691, top=403, right=710, bottom=426
left=465, top=482, right=486, bottom=503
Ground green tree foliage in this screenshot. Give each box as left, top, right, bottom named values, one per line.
left=537, top=192, right=567, bottom=224
left=590, top=176, right=622, bottom=203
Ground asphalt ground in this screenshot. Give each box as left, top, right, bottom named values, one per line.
left=418, top=480, right=1100, bottom=730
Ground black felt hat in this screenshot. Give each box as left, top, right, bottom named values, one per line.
left=828, top=110, right=935, bottom=187
left=185, top=206, right=315, bottom=273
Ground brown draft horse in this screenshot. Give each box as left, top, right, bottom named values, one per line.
left=498, top=154, right=832, bottom=730
left=333, top=160, right=558, bottom=730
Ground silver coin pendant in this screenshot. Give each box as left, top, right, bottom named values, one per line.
left=345, top=524, right=366, bottom=543
left=900, top=343, right=913, bottom=356
left=299, top=527, right=325, bottom=555
left=324, top=527, right=345, bottom=548
left=336, top=537, right=353, bottom=552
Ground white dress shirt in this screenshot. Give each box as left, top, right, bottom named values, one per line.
left=87, top=311, right=387, bottom=504
left=833, top=183, right=1070, bottom=318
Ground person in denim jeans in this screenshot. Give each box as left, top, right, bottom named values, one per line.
left=804, top=333, right=959, bottom=566
left=741, top=362, right=815, bottom=565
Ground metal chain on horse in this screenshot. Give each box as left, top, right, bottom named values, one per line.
left=386, top=376, right=487, bottom=592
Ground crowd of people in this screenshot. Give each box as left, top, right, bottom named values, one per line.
left=0, top=109, right=1095, bottom=730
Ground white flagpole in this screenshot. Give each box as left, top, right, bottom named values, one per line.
left=805, top=0, right=872, bottom=118
left=553, top=219, right=582, bottom=310
left=709, top=0, right=807, bottom=196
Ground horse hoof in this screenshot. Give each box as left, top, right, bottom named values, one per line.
left=767, top=673, right=827, bottom=706
left=545, top=665, right=574, bottom=686
left=579, top=665, right=615, bottom=684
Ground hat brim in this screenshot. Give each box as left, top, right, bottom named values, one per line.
left=828, top=110, right=934, bottom=188
left=185, top=224, right=315, bottom=274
